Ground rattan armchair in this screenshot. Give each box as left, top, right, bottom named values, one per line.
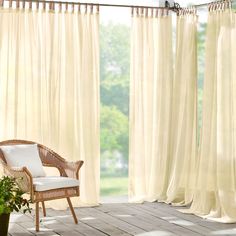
left=0, top=140, right=84, bottom=232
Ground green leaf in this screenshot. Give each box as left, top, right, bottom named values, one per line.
left=0, top=176, right=31, bottom=214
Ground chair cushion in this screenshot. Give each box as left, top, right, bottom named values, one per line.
left=0, top=144, right=46, bottom=177
left=33, top=176, right=80, bottom=191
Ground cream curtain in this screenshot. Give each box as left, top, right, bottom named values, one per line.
left=0, top=6, right=100, bottom=207
left=129, top=9, right=173, bottom=202
left=187, top=8, right=236, bottom=223
left=166, top=12, right=198, bottom=205
left=129, top=9, right=198, bottom=204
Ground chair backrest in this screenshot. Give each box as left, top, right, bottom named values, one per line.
left=0, top=140, right=66, bottom=168
left=0, top=140, right=38, bottom=164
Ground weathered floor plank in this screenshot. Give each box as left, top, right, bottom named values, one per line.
left=8, top=202, right=236, bottom=236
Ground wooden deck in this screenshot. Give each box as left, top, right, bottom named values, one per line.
left=8, top=201, right=236, bottom=236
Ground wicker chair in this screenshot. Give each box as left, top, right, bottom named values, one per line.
left=0, top=140, right=84, bottom=232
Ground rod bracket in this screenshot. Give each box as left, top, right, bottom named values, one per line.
left=172, top=2, right=182, bottom=13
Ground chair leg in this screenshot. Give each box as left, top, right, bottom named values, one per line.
left=42, top=201, right=46, bottom=217
left=35, top=202, right=40, bottom=232
left=67, top=197, right=78, bottom=224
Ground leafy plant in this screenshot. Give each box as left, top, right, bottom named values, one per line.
left=0, top=176, right=31, bottom=214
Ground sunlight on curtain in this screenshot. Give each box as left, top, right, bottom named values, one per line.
left=0, top=6, right=100, bottom=208
left=166, top=12, right=198, bottom=205
left=184, top=8, right=236, bottom=222
left=129, top=8, right=173, bottom=202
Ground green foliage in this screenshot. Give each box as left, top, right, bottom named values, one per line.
left=0, top=176, right=31, bottom=214
left=100, top=22, right=130, bottom=115
left=100, top=176, right=128, bottom=196
left=100, top=22, right=130, bottom=79
left=101, top=78, right=129, bottom=115
left=100, top=105, right=128, bottom=155
left=100, top=22, right=130, bottom=179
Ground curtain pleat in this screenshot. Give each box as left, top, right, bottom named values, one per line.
left=0, top=7, right=100, bottom=208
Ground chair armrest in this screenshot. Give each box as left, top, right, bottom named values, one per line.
left=1, top=161, right=34, bottom=199
left=61, top=160, right=84, bottom=179
left=39, top=146, right=83, bottom=179
left=43, top=162, right=67, bottom=177
left=43, top=159, right=83, bottom=179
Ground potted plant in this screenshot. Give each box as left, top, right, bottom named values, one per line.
left=0, top=176, right=31, bottom=236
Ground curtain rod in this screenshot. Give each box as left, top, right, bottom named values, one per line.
left=194, top=1, right=213, bottom=8
left=2, top=0, right=181, bottom=12
left=1, top=0, right=234, bottom=11
left=193, top=0, right=233, bottom=8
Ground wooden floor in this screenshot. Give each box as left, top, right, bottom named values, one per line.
left=8, top=201, right=236, bottom=236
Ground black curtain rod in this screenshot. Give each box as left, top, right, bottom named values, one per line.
left=1, top=0, right=181, bottom=12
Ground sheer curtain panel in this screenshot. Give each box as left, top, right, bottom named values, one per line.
left=166, top=11, right=198, bottom=205
left=129, top=8, right=173, bottom=203
left=186, top=5, right=236, bottom=222
left=0, top=5, right=100, bottom=207
left=129, top=7, right=198, bottom=204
